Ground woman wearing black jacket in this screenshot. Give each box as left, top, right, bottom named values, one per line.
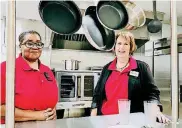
left=91, top=31, right=170, bottom=124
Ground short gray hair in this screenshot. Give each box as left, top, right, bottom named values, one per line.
left=18, top=30, right=42, bottom=44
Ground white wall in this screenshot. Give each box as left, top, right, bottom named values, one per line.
left=162, top=23, right=182, bottom=38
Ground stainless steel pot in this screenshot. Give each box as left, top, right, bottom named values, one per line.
left=122, top=1, right=146, bottom=30
left=63, top=60, right=81, bottom=70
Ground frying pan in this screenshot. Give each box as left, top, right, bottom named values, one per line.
left=82, top=6, right=115, bottom=51
left=147, top=0, right=162, bottom=33
left=39, top=0, right=82, bottom=35
left=96, top=0, right=129, bottom=30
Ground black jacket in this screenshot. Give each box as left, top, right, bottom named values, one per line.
left=91, top=59, right=162, bottom=115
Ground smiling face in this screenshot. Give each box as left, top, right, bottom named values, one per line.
left=115, top=35, right=130, bottom=58
left=20, top=33, right=42, bottom=62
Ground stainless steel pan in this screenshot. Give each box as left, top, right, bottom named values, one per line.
left=122, top=1, right=146, bottom=30
left=82, top=6, right=115, bottom=51
left=96, top=0, right=129, bottom=30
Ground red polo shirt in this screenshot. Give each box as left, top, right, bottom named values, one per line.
left=0, top=54, right=58, bottom=124
left=101, top=57, right=137, bottom=115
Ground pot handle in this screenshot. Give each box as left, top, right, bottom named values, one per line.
left=62, top=60, right=68, bottom=63
left=71, top=59, right=81, bottom=63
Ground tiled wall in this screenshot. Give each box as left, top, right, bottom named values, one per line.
left=50, top=49, right=153, bottom=70
left=49, top=49, right=182, bottom=89
left=50, top=49, right=115, bottom=70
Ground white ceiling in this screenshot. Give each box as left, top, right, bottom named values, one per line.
left=1, top=0, right=182, bottom=24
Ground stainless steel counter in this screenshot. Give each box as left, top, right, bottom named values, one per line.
left=1, top=113, right=182, bottom=128
left=56, top=101, right=92, bottom=109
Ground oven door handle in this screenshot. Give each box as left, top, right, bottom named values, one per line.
left=77, top=76, right=81, bottom=98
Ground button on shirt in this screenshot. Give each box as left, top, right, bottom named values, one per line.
left=101, top=57, right=137, bottom=115
left=0, top=54, right=58, bottom=124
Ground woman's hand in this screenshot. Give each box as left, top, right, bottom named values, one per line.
left=156, top=107, right=171, bottom=124
left=44, top=108, right=57, bottom=120
left=90, top=108, right=97, bottom=116
left=156, top=111, right=171, bottom=124
left=36, top=108, right=57, bottom=121
left=1, top=105, right=57, bottom=122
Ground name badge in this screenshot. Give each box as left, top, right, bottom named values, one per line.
left=129, top=71, right=139, bottom=77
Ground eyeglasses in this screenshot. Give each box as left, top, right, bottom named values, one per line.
left=21, top=41, right=44, bottom=49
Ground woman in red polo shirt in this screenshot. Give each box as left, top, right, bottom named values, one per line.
left=91, top=31, right=170, bottom=124
left=0, top=30, right=58, bottom=124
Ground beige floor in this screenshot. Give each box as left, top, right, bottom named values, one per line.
left=161, top=100, right=182, bottom=118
